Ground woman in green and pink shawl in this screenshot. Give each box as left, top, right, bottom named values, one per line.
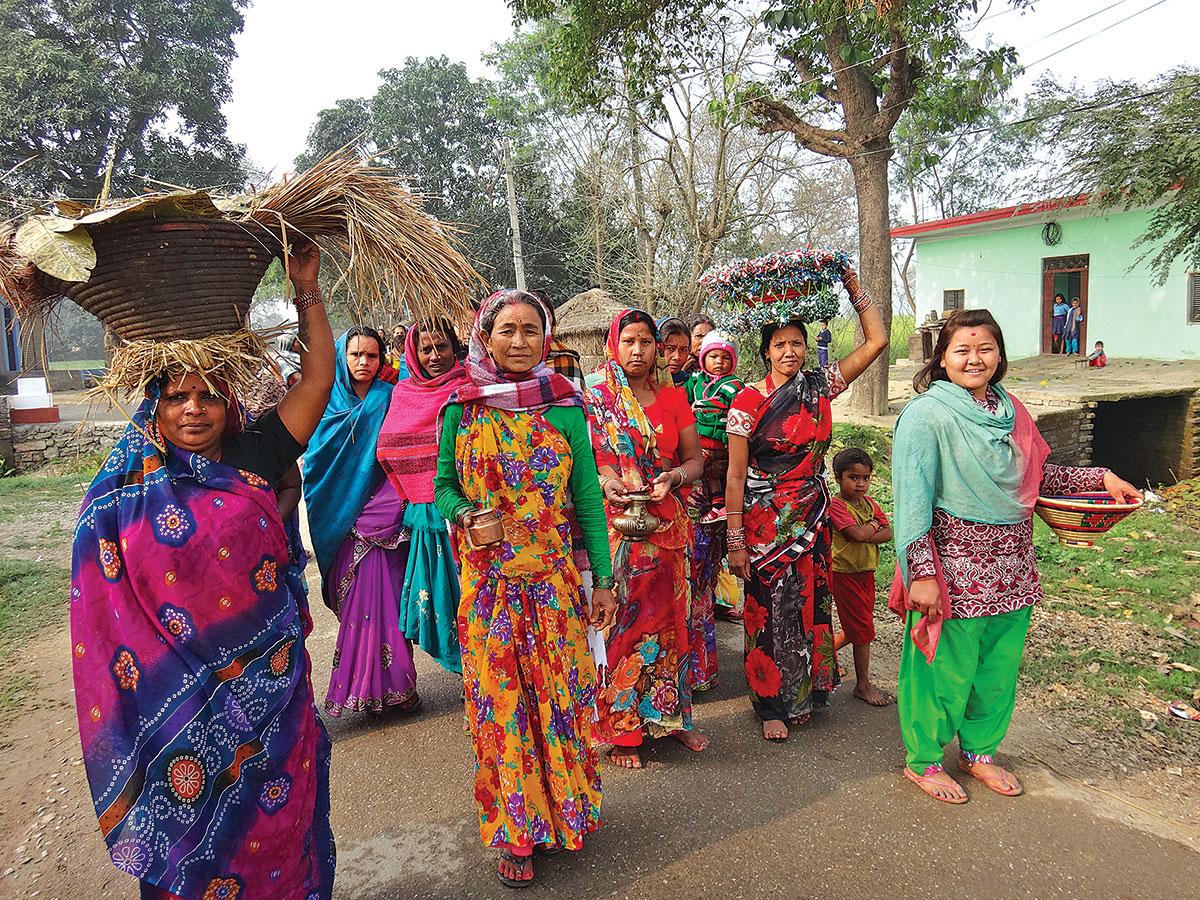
left=891, top=308, right=1140, bottom=805
left=71, top=245, right=338, bottom=899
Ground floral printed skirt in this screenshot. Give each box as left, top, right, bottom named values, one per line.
left=743, top=524, right=838, bottom=722
left=459, top=566, right=602, bottom=851
left=687, top=518, right=724, bottom=692
left=594, top=535, right=693, bottom=743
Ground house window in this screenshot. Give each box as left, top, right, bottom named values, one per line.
left=943, top=289, right=965, bottom=312
left=1189, top=273, right=1200, bottom=324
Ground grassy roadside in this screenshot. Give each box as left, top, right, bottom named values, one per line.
left=0, top=470, right=89, bottom=720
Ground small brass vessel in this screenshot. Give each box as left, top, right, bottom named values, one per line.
left=612, top=491, right=661, bottom=541
left=466, top=507, right=505, bottom=549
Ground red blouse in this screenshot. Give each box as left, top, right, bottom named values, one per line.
left=644, top=384, right=696, bottom=468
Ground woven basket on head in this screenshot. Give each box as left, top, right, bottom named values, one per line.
left=40, top=218, right=283, bottom=342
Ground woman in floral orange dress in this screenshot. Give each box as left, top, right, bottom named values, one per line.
left=433, top=290, right=615, bottom=888
left=725, top=266, right=888, bottom=741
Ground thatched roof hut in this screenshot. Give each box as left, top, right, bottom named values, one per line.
left=554, top=288, right=627, bottom=371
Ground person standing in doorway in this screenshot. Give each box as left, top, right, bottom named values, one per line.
left=1063, top=298, right=1083, bottom=355
left=1050, top=293, right=1069, bottom=354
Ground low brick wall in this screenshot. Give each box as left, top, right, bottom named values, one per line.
left=11, top=420, right=126, bottom=472
left=1023, top=399, right=1095, bottom=467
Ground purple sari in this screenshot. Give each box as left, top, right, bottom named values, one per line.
left=70, top=389, right=333, bottom=899
left=324, top=477, right=419, bottom=716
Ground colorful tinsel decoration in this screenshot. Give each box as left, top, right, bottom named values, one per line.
left=699, top=247, right=850, bottom=334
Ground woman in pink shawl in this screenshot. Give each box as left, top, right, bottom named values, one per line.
left=377, top=318, right=469, bottom=672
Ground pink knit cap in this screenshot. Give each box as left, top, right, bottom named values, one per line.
left=698, top=329, right=738, bottom=374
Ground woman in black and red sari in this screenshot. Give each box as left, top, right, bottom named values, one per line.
left=725, top=266, right=888, bottom=741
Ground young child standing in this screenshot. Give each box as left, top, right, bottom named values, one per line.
left=1063, top=298, right=1083, bottom=355
left=829, top=447, right=893, bottom=706
left=685, top=330, right=745, bottom=519
left=815, top=320, right=833, bottom=367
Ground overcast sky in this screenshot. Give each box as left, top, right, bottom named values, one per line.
left=225, top=0, right=1197, bottom=177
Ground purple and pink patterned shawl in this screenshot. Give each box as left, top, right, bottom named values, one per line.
left=70, top=382, right=334, bottom=899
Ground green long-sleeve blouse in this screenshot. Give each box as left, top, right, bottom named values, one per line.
left=433, top=403, right=614, bottom=582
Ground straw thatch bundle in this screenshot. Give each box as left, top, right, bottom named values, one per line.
left=0, top=146, right=488, bottom=397
left=554, top=288, right=628, bottom=370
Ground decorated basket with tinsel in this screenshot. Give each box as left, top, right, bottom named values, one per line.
left=698, top=247, right=850, bottom=334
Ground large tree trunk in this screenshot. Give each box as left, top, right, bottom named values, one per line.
left=848, top=150, right=893, bottom=416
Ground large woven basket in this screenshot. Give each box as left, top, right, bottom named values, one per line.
left=41, top=218, right=282, bottom=342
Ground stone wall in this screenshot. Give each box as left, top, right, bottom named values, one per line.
left=11, top=420, right=126, bottom=472
left=0, top=396, right=14, bottom=471
left=1023, top=399, right=1095, bottom=467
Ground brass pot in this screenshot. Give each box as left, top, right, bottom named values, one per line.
left=612, top=491, right=661, bottom=541
left=465, top=507, right=505, bottom=549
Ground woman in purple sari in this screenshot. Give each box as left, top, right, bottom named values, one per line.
left=303, top=326, right=420, bottom=717
left=71, top=245, right=338, bottom=899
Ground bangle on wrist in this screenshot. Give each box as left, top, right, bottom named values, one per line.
left=593, top=575, right=614, bottom=590
left=293, top=288, right=323, bottom=311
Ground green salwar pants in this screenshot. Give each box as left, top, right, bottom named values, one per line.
left=897, top=605, right=1032, bottom=772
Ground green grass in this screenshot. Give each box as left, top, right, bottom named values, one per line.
left=0, top=472, right=87, bottom=525
left=0, top=559, right=69, bottom=718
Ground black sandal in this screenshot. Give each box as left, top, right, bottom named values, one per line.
left=497, top=850, right=533, bottom=889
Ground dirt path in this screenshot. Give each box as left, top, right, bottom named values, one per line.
left=2, top=603, right=1196, bottom=899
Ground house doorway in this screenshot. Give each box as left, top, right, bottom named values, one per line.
left=1041, top=254, right=1088, bottom=354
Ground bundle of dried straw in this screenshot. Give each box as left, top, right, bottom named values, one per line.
left=0, top=146, right=488, bottom=397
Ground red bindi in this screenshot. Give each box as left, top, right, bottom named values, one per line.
left=970, top=331, right=977, bottom=336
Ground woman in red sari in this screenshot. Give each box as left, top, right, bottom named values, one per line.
left=725, top=266, right=888, bottom=741
left=586, top=309, right=708, bottom=770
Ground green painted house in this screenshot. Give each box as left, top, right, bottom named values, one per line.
left=891, top=196, right=1200, bottom=360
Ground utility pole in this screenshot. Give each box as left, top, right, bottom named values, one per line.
left=501, top=139, right=526, bottom=291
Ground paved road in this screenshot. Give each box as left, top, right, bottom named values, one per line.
left=309, top=616, right=1195, bottom=900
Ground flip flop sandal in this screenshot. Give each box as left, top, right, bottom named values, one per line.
left=903, top=764, right=969, bottom=805
left=958, top=751, right=1023, bottom=796
left=497, top=851, right=534, bottom=889
left=534, top=844, right=563, bottom=857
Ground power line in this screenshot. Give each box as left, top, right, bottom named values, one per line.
left=1023, top=0, right=1171, bottom=69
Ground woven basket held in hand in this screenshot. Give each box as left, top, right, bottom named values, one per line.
left=44, top=218, right=282, bottom=342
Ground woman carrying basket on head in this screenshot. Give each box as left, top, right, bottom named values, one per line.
left=724, top=264, right=888, bottom=742
left=433, top=290, right=615, bottom=889
left=71, top=244, right=338, bottom=899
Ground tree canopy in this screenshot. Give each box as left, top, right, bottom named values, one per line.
left=508, top=0, right=1029, bottom=413
left=0, top=0, right=249, bottom=201
left=1030, top=67, right=1200, bottom=285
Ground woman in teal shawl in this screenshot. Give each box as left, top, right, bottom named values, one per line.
left=891, top=309, right=1140, bottom=804
left=304, top=327, right=420, bottom=716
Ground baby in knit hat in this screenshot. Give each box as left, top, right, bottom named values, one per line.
left=685, top=330, right=745, bottom=520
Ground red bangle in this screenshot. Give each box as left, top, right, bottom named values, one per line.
left=293, top=289, right=323, bottom=311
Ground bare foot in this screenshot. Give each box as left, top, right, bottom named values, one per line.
left=853, top=682, right=893, bottom=707
left=959, top=754, right=1023, bottom=796
left=670, top=729, right=709, bottom=752
left=497, top=851, right=534, bottom=887
left=762, top=719, right=788, bottom=741
left=607, top=746, right=643, bottom=769
left=903, top=766, right=968, bottom=804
